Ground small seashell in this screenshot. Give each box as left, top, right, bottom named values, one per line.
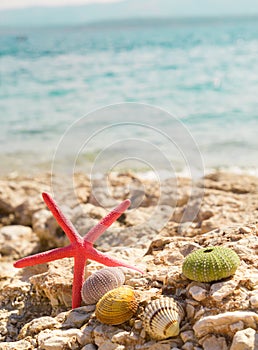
left=95, top=286, right=139, bottom=325
left=81, top=267, right=125, bottom=305
left=143, top=297, right=185, bottom=340
left=182, top=246, right=240, bottom=283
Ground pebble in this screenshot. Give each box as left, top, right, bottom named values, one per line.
left=210, top=280, right=238, bottom=302
left=182, top=342, right=194, bottom=350
left=250, top=293, right=258, bottom=308
left=134, top=320, right=143, bottom=330
left=189, top=286, right=207, bottom=301
left=230, top=328, right=257, bottom=350
left=180, top=330, right=195, bottom=343
left=202, top=335, right=228, bottom=350
left=81, top=344, right=98, bottom=350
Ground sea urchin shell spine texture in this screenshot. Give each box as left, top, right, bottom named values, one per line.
left=182, top=246, right=240, bottom=283
left=143, top=297, right=185, bottom=340
left=81, top=267, right=125, bottom=305
left=95, top=286, right=139, bottom=325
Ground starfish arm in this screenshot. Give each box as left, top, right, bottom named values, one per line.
left=72, top=254, right=87, bottom=308
left=42, top=192, right=81, bottom=244
left=88, top=246, right=143, bottom=274
left=84, top=199, right=131, bottom=243
left=14, top=245, right=74, bottom=268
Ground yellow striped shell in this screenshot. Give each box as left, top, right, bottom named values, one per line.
left=95, top=286, right=139, bottom=325
left=143, top=297, right=185, bottom=340
left=81, top=267, right=125, bottom=305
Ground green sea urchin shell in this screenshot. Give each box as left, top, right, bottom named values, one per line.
left=182, top=246, right=240, bottom=282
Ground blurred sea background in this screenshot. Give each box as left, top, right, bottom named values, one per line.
left=0, top=1, right=258, bottom=176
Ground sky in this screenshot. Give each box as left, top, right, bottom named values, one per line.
left=1, top=0, right=258, bottom=27
left=0, top=0, right=121, bottom=10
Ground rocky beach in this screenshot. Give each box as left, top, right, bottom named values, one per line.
left=0, top=171, right=258, bottom=350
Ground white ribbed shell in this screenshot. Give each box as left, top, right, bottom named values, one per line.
left=81, top=267, right=125, bottom=305
left=143, top=297, right=185, bottom=340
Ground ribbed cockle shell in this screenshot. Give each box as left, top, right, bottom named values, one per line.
left=182, top=246, right=240, bottom=283
left=143, top=297, right=185, bottom=340
left=95, top=286, right=139, bottom=325
left=81, top=267, right=125, bottom=305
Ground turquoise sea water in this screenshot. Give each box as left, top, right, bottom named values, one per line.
left=0, top=17, right=258, bottom=175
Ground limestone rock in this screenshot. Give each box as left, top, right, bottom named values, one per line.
left=230, top=328, right=258, bottom=350
left=0, top=225, right=39, bottom=259
left=32, top=209, right=63, bottom=248
left=193, top=311, right=258, bottom=338
left=37, top=328, right=83, bottom=349
left=0, top=339, right=36, bottom=350
left=210, top=279, right=239, bottom=302
left=202, top=335, right=228, bottom=350
left=29, top=259, right=73, bottom=310
left=18, top=316, right=60, bottom=339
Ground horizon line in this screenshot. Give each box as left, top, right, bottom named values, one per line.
left=0, top=13, right=258, bottom=29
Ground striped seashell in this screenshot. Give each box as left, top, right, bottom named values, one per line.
left=143, top=297, right=185, bottom=340
left=95, top=286, right=139, bottom=325
left=182, top=246, right=240, bottom=283
left=81, top=267, right=125, bottom=305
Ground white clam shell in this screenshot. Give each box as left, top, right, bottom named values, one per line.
left=143, top=297, right=185, bottom=340
left=81, top=267, right=125, bottom=305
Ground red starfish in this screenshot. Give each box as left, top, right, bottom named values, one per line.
left=14, top=192, right=142, bottom=308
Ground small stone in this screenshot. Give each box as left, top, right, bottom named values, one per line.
left=230, top=328, right=257, bottom=350
left=193, top=311, right=258, bottom=338
left=112, top=331, right=130, bottom=343
left=98, top=340, right=119, bottom=350
left=181, top=330, right=195, bottom=343
left=189, top=286, right=207, bottom=301
left=81, top=344, right=97, bottom=350
left=182, top=342, right=194, bottom=350
left=202, top=335, right=228, bottom=350
left=0, top=339, right=34, bottom=350
left=134, top=320, right=143, bottom=330
left=77, top=324, right=94, bottom=345
left=140, top=328, right=146, bottom=338
left=239, top=226, right=252, bottom=234
left=210, top=280, right=238, bottom=302
left=250, top=294, right=258, bottom=308
left=62, top=307, right=92, bottom=328
left=186, top=304, right=195, bottom=319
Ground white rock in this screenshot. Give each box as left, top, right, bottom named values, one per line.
left=134, top=320, right=143, bottom=330
left=230, top=328, right=257, bottom=350
left=250, top=293, right=258, bottom=308
left=202, top=335, right=228, bottom=350
left=0, top=225, right=38, bottom=258
left=37, top=328, right=82, bottom=350
left=0, top=339, right=35, bottom=350
left=193, top=311, right=258, bottom=338
left=112, top=331, right=130, bottom=343
left=210, top=280, right=238, bottom=302
left=189, top=286, right=207, bottom=301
